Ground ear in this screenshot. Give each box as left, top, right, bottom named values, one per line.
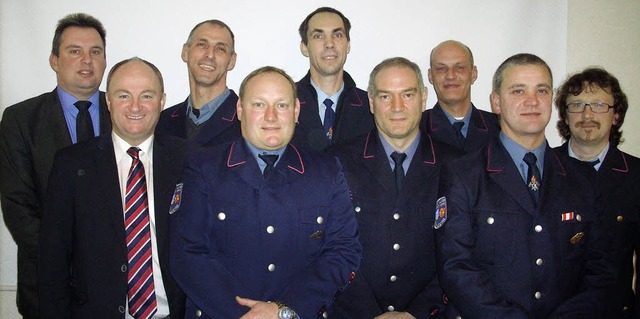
left=236, top=98, right=243, bottom=121
left=346, top=41, right=351, bottom=54
left=294, top=98, right=301, bottom=122
left=427, top=68, right=434, bottom=85
left=471, top=65, right=478, bottom=84
left=49, top=54, right=59, bottom=72
left=228, top=52, right=237, bottom=71
left=160, top=93, right=167, bottom=110
left=106, top=93, right=112, bottom=112
left=368, top=92, right=375, bottom=114
left=490, top=92, right=501, bottom=114
left=421, top=86, right=428, bottom=112
left=613, top=112, right=620, bottom=125
left=300, top=42, right=309, bottom=57
left=181, top=43, right=189, bottom=63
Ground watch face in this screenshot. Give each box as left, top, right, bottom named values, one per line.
left=279, top=307, right=297, bottom=319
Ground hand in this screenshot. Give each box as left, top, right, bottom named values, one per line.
left=374, top=311, right=416, bottom=319
left=236, top=296, right=279, bottom=319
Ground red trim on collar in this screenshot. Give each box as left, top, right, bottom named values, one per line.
left=226, top=142, right=247, bottom=168
left=362, top=132, right=374, bottom=159
left=612, top=153, right=630, bottom=173
left=287, top=144, right=305, bottom=174
left=486, top=144, right=502, bottom=172
left=423, top=134, right=436, bottom=165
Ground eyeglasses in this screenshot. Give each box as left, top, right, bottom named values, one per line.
left=566, top=102, right=613, bottom=114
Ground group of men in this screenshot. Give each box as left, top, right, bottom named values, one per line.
left=0, top=6, right=637, bottom=319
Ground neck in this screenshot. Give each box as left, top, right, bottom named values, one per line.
left=382, top=130, right=419, bottom=153
left=310, top=69, right=344, bottom=96
left=569, top=139, right=608, bottom=160
left=439, top=99, right=472, bottom=118
left=190, top=84, right=226, bottom=109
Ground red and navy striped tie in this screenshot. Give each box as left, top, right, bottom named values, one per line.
left=125, top=147, right=157, bottom=319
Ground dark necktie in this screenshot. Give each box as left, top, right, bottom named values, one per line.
left=323, top=98, right=336, bottom=144
left=192, top=107, right=201, bottom=118
left=74, top=100, right=94, bottom=143
left=124, top=147, right=157, bottom=318
left=523, top=152, right=541, bottom=205
left=390, top=152, right=407, bottom=192
left=589, top=158, right=600, bottom=169
left=452, top=121, right=465, bottom=149
left=259, top=154, right=279, bottom=178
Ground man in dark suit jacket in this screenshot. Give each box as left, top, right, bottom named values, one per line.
left=39, top=58, right=187, bottom=318
left=171, top=66, right=361, bottom=319
left=0, top=13, right=110, bottom=318
left=435, top=54, right=615, bottom=318
left=156, top=19, right=240, bottom=146
left=292, top=7, right=374, bottom=152
left=421, top=40, right=499, bottom=153
left=554, top=67, right=640, bottom=318
left=328, top=57, right=460, bottom=318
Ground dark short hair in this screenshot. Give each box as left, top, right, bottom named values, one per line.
left=51, top=13, right=106, bottom=56
left=298, top=7, right=351, bottom=45
left=186, top=19, right=235, bottom=53
left=107, top=57, right=164, bottom=93
left=555, top=67, right=628, bottom=146
left=492, top=53, right=552, bottom=94
left=368, top=57, right=424, bottom=96
left=239, top=66, right=296, bottom=101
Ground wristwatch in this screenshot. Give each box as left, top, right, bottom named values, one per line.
left=275, top=301, right=300, bottom=319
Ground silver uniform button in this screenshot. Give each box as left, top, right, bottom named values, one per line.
left=390, top=275, right=397, bottom=282
left=534, top=225, right=543, bottom=233
left=393, top=243, right=400, bottom=250
left=487, top=217, right=495, bottom=224
left=121, top=265, right=127, bottom=272
left=393, top=213, right=400, bottom=220
left=388, top=305, right=395, bottom=311
left=456, top=316, right=462, bottom=319
left=217, top=212, right=226, bottom=220
left=323, top=311, right=328, bottom=318
left=268, top=263, right=276, bottom=272
left=576, top=214, right=582, bottom=222
left=118, top=306, right=125, bottom=313
left=535, top=291, right=542, bottom=299
left=355, top=206, right=361, bottom=213
left=536, top=258, right=543, bottom=266
left=617, top=215, right=624, bottom=222
left=195, top=309, right=202, bottom=317
left=266, top=226, right=275, bottom=234
left=317, top=216, right=324, bottom=224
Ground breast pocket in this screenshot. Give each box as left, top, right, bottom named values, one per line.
left=472, top=210, right=519, bottom=267
left=298, top=206, right=328, bottom=260
left=208, top=206, right=245, bottom=258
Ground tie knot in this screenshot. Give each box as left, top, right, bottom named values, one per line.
left=589, top=158, right=600, bottom=167
left=391, top=152, right=407, bottom=166
left=259, top=154, right=278, bottom=166
left=323, top=98, right=334, bottom=108
left=523, top=152, right=537, bottom=166
left=74, top=100, right=92, bottom=111
left=453, top=121, right=464, bottom=132
left=127, top=147, right=141, bottom=160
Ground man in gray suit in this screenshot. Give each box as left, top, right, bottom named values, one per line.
left=0, top=13, right=111, bottom=318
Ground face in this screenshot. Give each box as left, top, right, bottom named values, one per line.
left=370, top=66, right=427, bottom=147
left=237, top=72, right=300, bottom=151
left=300, top=12, right=350, bottom=77
left=182, top=23, right=236, bottom=89
left=428, top=42, right=477, bottom=108
left=49, top=26, right=106, bottom=100
left=565, top=84, right=617, bottom=147
left=107, top=61, right=165, bottom=146
left=491, top=64, right=552, bottom=147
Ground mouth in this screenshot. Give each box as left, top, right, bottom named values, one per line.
left=198, top=64, right=215, bottom=71
left=126, top=115, right=144, bottom=120
left=78, top=70, right=93, bottom=76
left=578, top=121, right=600, bottom=129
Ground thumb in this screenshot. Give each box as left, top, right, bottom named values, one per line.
left=236, top=296, right=257, bottom=308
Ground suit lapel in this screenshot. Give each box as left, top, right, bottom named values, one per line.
left=538, top=148, right=567, bottom=216
left=465, top=106, right=490, bottom=152
left=44, top=90, right=73, bottom=148
left=226, top=140, right=264, bottom=190
left=97, top=92, right=112, bottom=134
left=599, top=147, right=628, bottom=192
left=195, top=93, right=238, bottom=145
left=361, top=132, right=395, bottom=195
left=397, top=134, right=439, bottom=205
left=486, top=141, right=536, bottom=213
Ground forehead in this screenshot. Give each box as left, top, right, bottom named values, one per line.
left=308, top=12, right=345, bottom=32
left=192, top=23, right=232, bottom=42
left=375, top=66, right=418, bottom=87
left=110, top=62, right=161, bottom=90
left=245, top=72, right=294, bottom=98
left=60, top=26, right=104, bottom=46
left=502, top=64, right=551, bottom=88
left=432, top=43, right=470, bottom=64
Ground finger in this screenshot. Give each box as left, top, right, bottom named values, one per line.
left=236, top=296, right=257, bottom=307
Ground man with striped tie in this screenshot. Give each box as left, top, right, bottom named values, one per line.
left=38, top=57, right=189, bottom=318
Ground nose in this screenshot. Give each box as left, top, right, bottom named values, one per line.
left=324, top=37, right=335, bottom=49
left=205, top=46, right=215, bottom=59
left=391, top=95, right=404, bottom=112
left=264, top=105, right=277, bottom=121
left=523, top=91, right=539, bottom=107
left=130, top=97, right=142, bottom=112
left=81, top=51, right=92, bottom=64
left=581, top=104, right=595, bottom=119
left=445, top=68, right=456, bottom=79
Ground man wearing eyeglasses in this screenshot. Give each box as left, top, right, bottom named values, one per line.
left=554, top=67, right=640, bottom=318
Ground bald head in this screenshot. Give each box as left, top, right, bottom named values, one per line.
left=430, top=40, right=474, bottom=67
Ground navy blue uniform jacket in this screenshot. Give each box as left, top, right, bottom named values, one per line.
left=556, top=142, right=640, bottom=318
left=327, top=131, right=461, bottom=318
left=292, top=71, right=374, bottom=152
left=170, top=139, right=362, bottom=318
left=155, top=90, right=239, bottom=146
left=435, top=138, right=615, bottom=319
left=38, top=134, right=190, bottom=319
left=420, top=103, right=499, bottom=153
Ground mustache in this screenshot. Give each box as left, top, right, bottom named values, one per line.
left=574, top=120, right=601, bottom=129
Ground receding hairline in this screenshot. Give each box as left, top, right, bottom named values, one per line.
left=429, top=40, right=474, bottom=66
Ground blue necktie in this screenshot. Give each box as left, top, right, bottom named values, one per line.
left=523, top=152, right=541, bottom=206
left=390, top=152, right=407, bottom=192
left=323, top=98, right=335, bottom=144
left=452, top=121, right=465, bottom=149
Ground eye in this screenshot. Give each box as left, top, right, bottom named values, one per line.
left=537, top=88, right=550, bottom=94
left=216, top=45, right=228, bottom=53
left=70, top=49, right=81, bottom=55
left=334, top=32, right=344, bottom=38
left=117, top=94, right=130, bottom=99
left=379, top=94, right=390, bottom=100
left=312, top=34, right=323, bottom=40
left=403, top=92, right=414, bottom=99
left=455, top=65, right=465, bottom=72
left=91, top=49, right=102, bottom=56
left=142, top=94, right=154, bottom=100
left=276, top=103, right=289, bottom=110
left=435, top=67, right=447, bottom=73
left=196, top=42, right=207, bottom=48
left=253, top=102, right=265, bottom=108
left=512, top=89, right=524, bottom=95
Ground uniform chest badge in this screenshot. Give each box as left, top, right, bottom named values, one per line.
left=528, top=176, right=540, bottom=191
left=570, top=232, right=585, bottom=244
left=434, top=197, right=447, bottom=229
left=169, top=183, right=183, bottom=215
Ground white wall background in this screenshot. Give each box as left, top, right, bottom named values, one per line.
left=1, top=0, right=571, bottom=287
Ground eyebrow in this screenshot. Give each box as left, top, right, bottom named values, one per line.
left=311, top=27, right=345, bottom=34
